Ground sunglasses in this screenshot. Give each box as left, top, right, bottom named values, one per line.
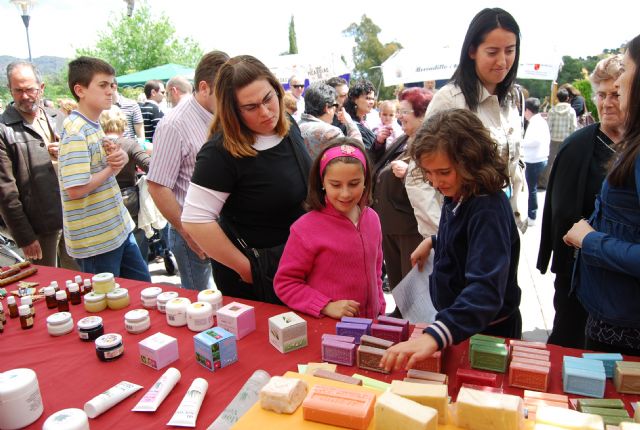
left=291, top=84, right=305, bottom=89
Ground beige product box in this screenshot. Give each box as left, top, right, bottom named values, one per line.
left=216, top=301, right=256, bottom=340
left=138, top=332, right=179, bottom=370
left=268, top=311, right=308, bottom=353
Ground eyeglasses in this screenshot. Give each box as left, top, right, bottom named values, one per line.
left=292, top=85, right=305, bottom=89
left=239, top=90, right=277, bottom=113
left=11, top=87, right=40, bottom=97
left=398, top=109, right=414, bottom=116
left=328, top=103, right=339, bottom=108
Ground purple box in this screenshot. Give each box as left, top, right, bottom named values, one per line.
left=336, top=322, right=368, bottom=344
left=377, top=315, right=410, bottom=341
left=371, top=323, right=403, bottom=344
left=321, top=339, right=356, bottom=366
left=322, top=333, right=356, bottom=344
left=341, top=317, right=373, bottom=334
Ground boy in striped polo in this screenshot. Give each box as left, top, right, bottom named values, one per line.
left=58, top=56, right=150, bottom=281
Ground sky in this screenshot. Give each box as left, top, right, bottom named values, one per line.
left=1, top=0, right=638, bottom=65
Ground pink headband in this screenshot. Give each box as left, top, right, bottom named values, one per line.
left=320, top=145, right=367, bottom=176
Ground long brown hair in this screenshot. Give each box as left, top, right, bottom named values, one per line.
left=209, top=55, right=290, bottom=158
left=410, top=109, right=509, bottom=198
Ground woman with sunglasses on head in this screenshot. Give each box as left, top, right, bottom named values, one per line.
left=181, top=55, right=311, bottom=304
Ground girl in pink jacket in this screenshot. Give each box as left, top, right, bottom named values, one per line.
left=274, top=138, right=386, bottom=319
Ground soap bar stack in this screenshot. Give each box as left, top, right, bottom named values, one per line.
left=321, top=333, right=356, bottom=366
left=375, top=391, right=439, bottom=430
left=523, top=391, right=569, bottom=421
left=453, top=386, right=524, bottom=430
left=469, top=334, right=509, bottom=373
left=390, top=380, right=449, bottom=424
left=336, top=317, right=371, bottom=344
left=562, top=356, right=606, bottom=398
left=577, top=398, right=632, bottom=426
left=456, top=368, right=499, bottom=388
left=408, top=324, right=442, bottom=372
left=508, top=340, right=552, bottom=392
left=357, top=336, right=392, bottom=374
left=405, top=369, right=448, bottom=385
left=614, top=361, right=640, bottom=394
left=582, top=353, right=623, bottom=379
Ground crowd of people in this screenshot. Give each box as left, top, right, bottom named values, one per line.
left=0, top=7, right=638, bottom=360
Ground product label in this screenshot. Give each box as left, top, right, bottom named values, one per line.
left=26, top=388, right=43, bottom=412
left=104, top=345, right=124, bottom=359
left=79, top=331, right=89, bottom=339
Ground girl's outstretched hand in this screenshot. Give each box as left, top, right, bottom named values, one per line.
left=380, top=334, right=439, bottom=372
left=321, top=300, right=360, bottom=319
left=411, top=237, right=433, bottom=270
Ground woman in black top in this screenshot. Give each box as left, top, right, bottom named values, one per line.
left=182, top=55, right=310, bottom=303
left=343, top=79, right=380, bottom=152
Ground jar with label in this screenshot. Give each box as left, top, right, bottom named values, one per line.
left=20, top=296, right=35, bottom=317
left=56, top=290, right=69, bottom=312
left=140, top=286, right=163, bottom=309
left=95, top=333, right=124, bottom=362
left=77, top=316, right=104, bottom=341
left=68, top=283, right=81, bottom=305
left=91, top=273, right=115, bottom=294
left=197, top=289, right=223, bottom=312
left=106, top=288, right=130, bottom=310
left=83, top=292, right=107, bottom=313
left=187, top=301, right=214, bottom=332
left=165, top=297, right=191, bottom=327
left=42, top=408, right=90, bottom=430
left=0, top=368, right=44, bottom=429
left=124, top=309, right=151, bottom=334
left=7, top=296, right=18, bottom=318
left=19, top=305, right=33, bottom=329
left=46, top=312, right=74, bottom=336
left=44, top=286, right=57, bottom=309
left=156, top=291, right=179, bottom=313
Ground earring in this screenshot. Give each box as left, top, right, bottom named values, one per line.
left=321, top=187, right=325, bottom=191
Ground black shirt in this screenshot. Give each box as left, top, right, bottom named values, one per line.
left=139, top=101, right=164, bottom=141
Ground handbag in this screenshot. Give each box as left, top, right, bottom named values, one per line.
left=120, top=186, right=140, bottom=219
left=577, top=110, right=595, bottom=129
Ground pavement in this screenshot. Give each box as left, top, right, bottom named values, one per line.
left=150, top=190, right=556, bottom=343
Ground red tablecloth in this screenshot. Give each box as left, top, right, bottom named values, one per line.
left=1, top=266, right=638, bottom=429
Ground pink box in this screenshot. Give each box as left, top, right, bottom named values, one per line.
left=216, top=301, right=256, bottom=340
left=370, top=323, right=403, bottom=344
left=138, top=332, right=179, bottom=370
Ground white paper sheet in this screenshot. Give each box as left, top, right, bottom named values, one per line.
left=391, top=252, right=437, bottom=324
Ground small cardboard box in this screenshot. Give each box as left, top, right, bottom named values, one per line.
left=216, top=301, right=256, bottom=340
left=268, top=311, right=307, bottom=353
left=138, top=332, right=179, bottom=370
left=193, top=327, right=238, bottom=371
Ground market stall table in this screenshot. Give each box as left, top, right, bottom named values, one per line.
left=1, top=266, right=638, bottom=429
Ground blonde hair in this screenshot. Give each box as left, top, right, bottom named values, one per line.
left=99, top=106, right=127, bottom=135
left=590, top=54, right=624, bottom=90
left=283, top=92, right=298, bottom=115
left=57, top=98, right=77, bottom=115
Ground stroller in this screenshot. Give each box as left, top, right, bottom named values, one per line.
left=146, top=225, right=177, bottom=276
left=0, top=233, right=25, bottom=267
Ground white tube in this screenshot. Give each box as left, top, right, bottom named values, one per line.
left=131, top=367, right=181, bottom=412
left=84, top=381, right=143, bottom=419
left=166, top=378, right=208, bottom=427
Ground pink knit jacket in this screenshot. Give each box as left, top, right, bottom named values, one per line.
left=274, top=203, right=386, bottom=318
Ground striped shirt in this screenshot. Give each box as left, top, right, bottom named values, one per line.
left=59, top=111, right=134, bottom=259
left=139, top=100, right=164, bottom=141
left=115, top=95, right=143, bottom=139
left=147, top=95, right=212, bottom=206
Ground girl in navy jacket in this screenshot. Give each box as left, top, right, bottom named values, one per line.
left=382, top=109, right=522, bottom=371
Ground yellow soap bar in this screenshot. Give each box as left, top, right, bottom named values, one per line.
left=259, top=376, right=308, bottom=414
left=390, top=380, right=448, bottom=424
left=620, top=423, right=640, bottom=430
left=305, top=362, right=337, bottom=375
left=375, top=390, right=438, bottom=430
left=535, top=405, right=604, bottom=430
left=454, top=386, right=524, bottom=430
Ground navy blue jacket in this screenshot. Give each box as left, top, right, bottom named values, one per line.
left=424, top=192, right=521, bottom=349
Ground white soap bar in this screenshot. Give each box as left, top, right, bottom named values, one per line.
left=534, top=424, right=570, bottom=430
left=535, top=405, right=604, bottom=430
left=259, top=376, right=308, bottom=414
left=390, top=380, right=448, bottom=424
left=620, top=423, right=640, bottom=430
left=454, top=386, right=524, bottom=430
left=375, top=391, right=438, bottom=430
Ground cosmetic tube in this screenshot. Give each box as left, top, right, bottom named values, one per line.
left=131, top=367, right=181, bottom=412
left=166, top=378, right=208, bottom=427
left=84, top=381, right=143, bottom=418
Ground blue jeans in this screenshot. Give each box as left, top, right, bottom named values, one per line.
left=525, top=161, right=547, bottom=220
left=76, top=232, right=151, bottom=282
left=168, top=226, right=215, bottom=291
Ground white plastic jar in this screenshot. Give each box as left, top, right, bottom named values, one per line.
left=165, top=297, right=191, bottom=327
left=124, top=309, right=151, bottom=334
left=156, top=291, right=179, bottom=313
left=186, top=302, right=214, bottom=332
left=197, top=289, right=223, bottom=312
left=140, top=286, right=163, bottom=309
left=46, top=312, right=74, bottom=336
left=0, top=368, right=44, bottom=430
left=42, top=408, right=90, bottom=430
left=91, top=272, right=115, bottom=294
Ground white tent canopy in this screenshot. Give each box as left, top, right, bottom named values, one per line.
left=382, top=43, right=562, bottom=86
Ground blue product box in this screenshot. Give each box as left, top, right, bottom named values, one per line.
left=563, top=356, right=605, bottom=372
left=336, top=322, right=368, bottom=344
left=582, top=353, right=624, bottom=378
left=341, top=317, right=373, bottom=334
left=193, top=327, right=238, bottom=372
left=563, top=366, right=606, bottom=398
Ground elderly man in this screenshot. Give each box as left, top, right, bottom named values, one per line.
left=166, top=76, right=192, bottom=107
left=288, top=75, right=305, bottom=122
left=0, top=61, right=76, bottom=268
left=147, top=51, right=229, bottom=291
left=139, top=79, right=165, bottom=141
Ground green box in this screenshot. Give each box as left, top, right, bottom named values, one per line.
left=470, top=343, right=508, bottom=373
left=577, top=398, right=626, bottom=410
left=580, top=407, right=630, bottom=417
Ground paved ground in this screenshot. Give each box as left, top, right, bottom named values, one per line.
left=150, top=190, right=556, bottom=342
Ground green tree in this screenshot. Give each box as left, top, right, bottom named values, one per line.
left=557, top=55, right=599, bottom=86
left=343, top=15, right=402, bottom=100
left=288, top=15, right=298, bottom=55
left=76, top=2, right=203, bottom=76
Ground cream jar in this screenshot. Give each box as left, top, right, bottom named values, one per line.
left=0, top=368, right=44, bottom=429
left=77, top=316, right=104, bottom=341
left=106, top=288, right=130, bottom=310
left=165, top=297, right=191, bottom=327
left=95, top=333, right=124, bottom=362
left=83, top=292, right=107, bottom=313
left=46, top=312, right=74, bottom=336
left=197, top=289, right=223, bottom=312
left=124, top=309, right=151, bottom=334
left=140, top=286, right=163, bottom=309
left=91, top=273, right=115, bottom=294
left=156, top=291, right=179, bottom=313
left=186, top=302, right=214, bottom=332
left=42, top=408, right=90, bottom=430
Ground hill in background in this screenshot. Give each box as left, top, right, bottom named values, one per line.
left=0, top=55, right=68, bottom=84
